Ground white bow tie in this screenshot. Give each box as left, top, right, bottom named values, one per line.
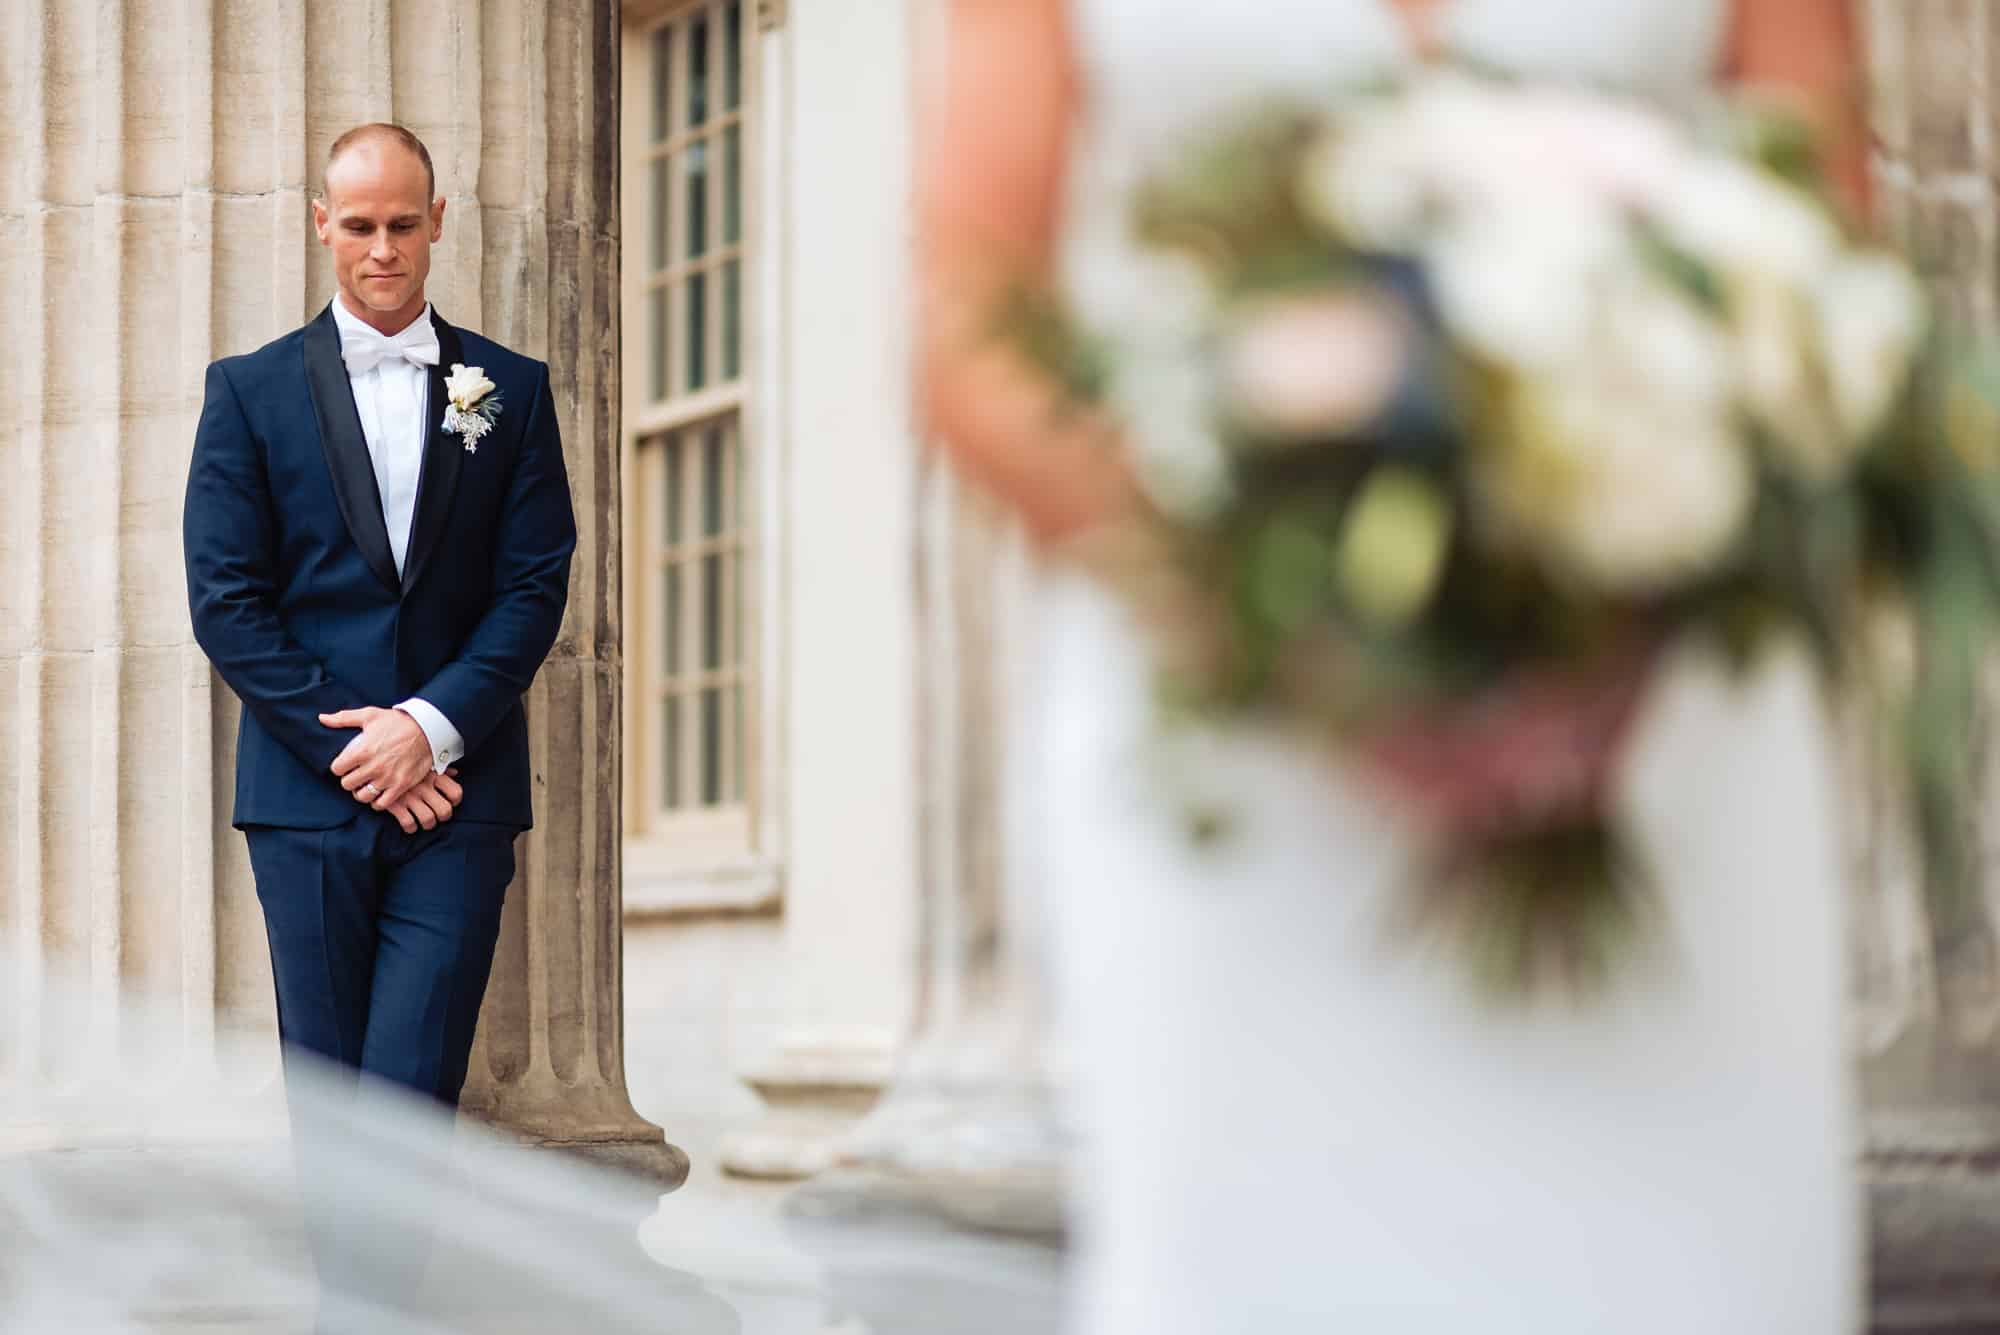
left=340, top=316, right=440, bottom=375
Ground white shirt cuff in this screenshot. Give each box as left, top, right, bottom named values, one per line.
left=395, top=698, right=465, bottom=773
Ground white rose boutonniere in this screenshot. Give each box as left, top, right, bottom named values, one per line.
left=442, top=364, right=502, bottom=453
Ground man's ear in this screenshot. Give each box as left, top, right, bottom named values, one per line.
left=431, top=196, right=447, bottom=244
left=311, top=196, right=331, bottom=245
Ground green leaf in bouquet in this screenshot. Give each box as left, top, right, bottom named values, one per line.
left=1237, top=504, right=1341, bottom=640
left=1131, top=109, right=1325, bottom=275
left=991, top=281, right=1113, bottom=406
left=1221, top=247, right=1363, bottom=304
left=1421, top=519, right=1620, bottom=688
left=1399, top=817, right=1657, bottom=1002
left=1704, top=461, right=1860, bottom=683
left=1940, top=354, right=2000, bottom=555
left=1699, top=95, right=1828, bottom=199
left=1632, top=222, right=1726, bottom=315
left=1943, top=337, right=2000, bottom=440
left=1332, top=466, right=1453, bottom=629
left=1874, top=336, right=2000, bottom=597
left=1701, top=586, right=1786, bottom=675
left=1906, top=508, right=1994, bottom=973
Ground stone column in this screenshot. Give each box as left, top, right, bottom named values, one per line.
left=1860, top=2, right=2000, bottom=1322
left=803, top=461, right=1067, bottom=1239
left=0, top=0, right=680, bottom=1186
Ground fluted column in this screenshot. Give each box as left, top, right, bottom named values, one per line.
left=1, top=0, right=292, bottom=1145
left=1860, top=1, right=2000, bottom=1321
left=0, top=0, right=680, bottom=1186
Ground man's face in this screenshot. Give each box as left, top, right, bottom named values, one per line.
left=312, top=140, right=445, bottom=327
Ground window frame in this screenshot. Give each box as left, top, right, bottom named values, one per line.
left=619, top=0, right=783, bottom=899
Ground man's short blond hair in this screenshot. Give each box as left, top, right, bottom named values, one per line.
left=323, top=123, right=437, bottom=202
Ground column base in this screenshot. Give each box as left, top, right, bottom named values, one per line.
left=495, top=1129, right=693, bottom=1191
left=460, top=1078, right=691, bottom=1191
left=718, top=1034, right=894, bottom=1181
left=814, top=1005, right=1069, bottom=1239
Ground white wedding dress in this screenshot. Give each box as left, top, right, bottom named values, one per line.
left=1022, top=3, right=1860, bottom=1332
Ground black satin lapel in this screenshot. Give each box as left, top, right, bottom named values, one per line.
left=401, top=314, right=467, bottom=596
left=303, top=305, right=401, bottom=594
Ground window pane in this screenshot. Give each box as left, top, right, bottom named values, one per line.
left=700, top=687, right=722, bottom=805
left=662, top=694, right=681, bottom=808
left=648, top=288, right=668, bottom=401
left=701, top=553, right=722, bottom=671
left=688, top=12, right=709, bottom=128
left=664, top=434, right=684, bottom=543
left=649, top=156, right=669, bottom=271
left=733, top=420, right=746, bottom=527
left=722, top=260, right=741, bottom=382
left=722, top=124, right=741, bottom=245
left=729, top=549, right=744, bottom=666
left=685, top=140, right=709, bottom=260
left=662, top=562, right=681, bottom=677
left=724, top=2, right=742, bottom=112
left=702, top=428, right=725, bottom=537
left=650, top=25, right=672, bottom=142
left=729, top=684, right=744, bottom=802
left=686, top=272, right=707, bottom=391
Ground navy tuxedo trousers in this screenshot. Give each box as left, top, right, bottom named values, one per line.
left=245, top=814, right=517, bottom=1107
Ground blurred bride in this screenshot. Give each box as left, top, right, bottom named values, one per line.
left=917, top=1, right=1874, bottom=1331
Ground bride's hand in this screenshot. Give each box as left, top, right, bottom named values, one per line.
left=915, top=0, right=1133, bottom=541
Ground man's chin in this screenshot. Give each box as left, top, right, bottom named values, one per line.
left=350, top=283, right=419, bottom=313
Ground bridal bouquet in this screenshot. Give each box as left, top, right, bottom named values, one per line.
left=1019, top=70, right=2000, bottom=992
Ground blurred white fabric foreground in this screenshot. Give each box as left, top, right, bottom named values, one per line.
left=1022, top=573, right=1858, bottom=1333
left=0, top=984, right=728, bottom=1334
left=0, top=976, right=1063, bottom=1333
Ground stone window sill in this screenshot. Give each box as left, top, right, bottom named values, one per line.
left=622, top=843, right=784, bottom=919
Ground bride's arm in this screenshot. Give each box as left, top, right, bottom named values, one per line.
left=1723, top=0, right=1873, bottom=221
left=915, top=0, right=1130, bottom=541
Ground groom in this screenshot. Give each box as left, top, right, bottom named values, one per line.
left=183, top=122, right=576, bottom=1115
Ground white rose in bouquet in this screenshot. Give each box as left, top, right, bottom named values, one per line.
left=1503, top=85, right=1687, bottom=210
left=1427, top=203, right=1623, bottom=370
left=1732, top=275, right=1842, bottom=481
left=1303, top=74, right=1688, bottom=252
left=1817, top=253, right=1927, bottom=444
left=1299, top=109, right=1431, bottom=249
left=1503, top=390, right=1753, bottom=593
left=1728, top=254, right=1923, bottom=484
left=1299, top=72, right=1521, bottom=247
left=1482, top=276, right=1750, bottom=591
left=1658, top=158, right=1839, bottom=286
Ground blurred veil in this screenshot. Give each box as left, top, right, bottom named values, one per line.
left=1, top=972, right=1073, bottom=1333
left=0, top=973, right=744, bottom=1333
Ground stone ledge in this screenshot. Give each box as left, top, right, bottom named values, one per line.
left=527, top=1133, right=694, bottom=1192
left=1872, top=1161, right=2000, bottom=1331
left=622, top=853, right=783, bottom=919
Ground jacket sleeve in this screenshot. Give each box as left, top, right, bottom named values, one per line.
left=410, top=362, right=578, bottom=757
left=183, top=360, right=366, bottom=775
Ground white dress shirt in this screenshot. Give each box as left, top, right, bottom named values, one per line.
left=328, top=297, right=465, bottom=775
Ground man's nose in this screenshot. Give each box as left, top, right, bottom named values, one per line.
left=369, top=231, right=396, bottom=262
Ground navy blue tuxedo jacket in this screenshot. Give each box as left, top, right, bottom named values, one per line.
left=183, top=304, right=577, bottom=830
